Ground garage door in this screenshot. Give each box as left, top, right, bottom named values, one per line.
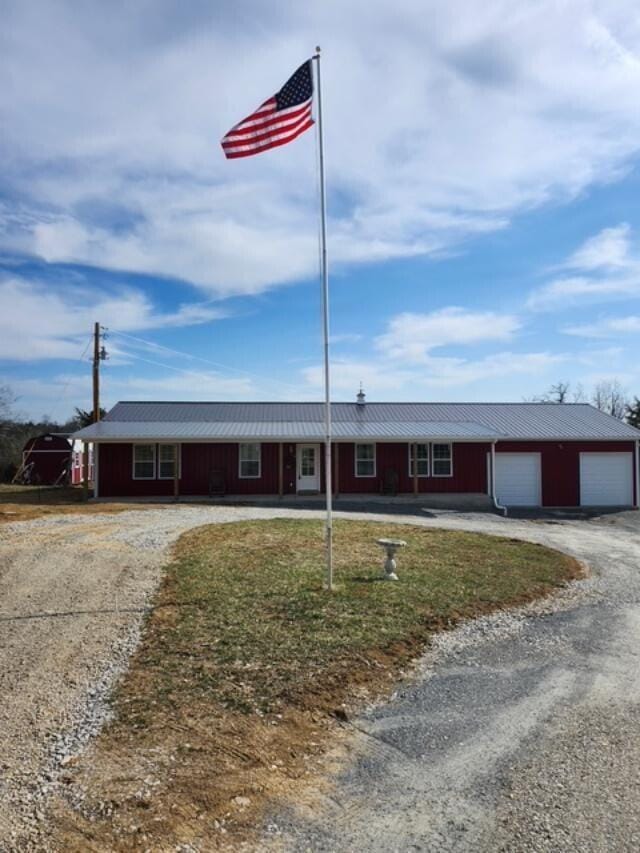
left=580, top=453, right=633, bottom=506
left=495, top=453, right=541, bottom=506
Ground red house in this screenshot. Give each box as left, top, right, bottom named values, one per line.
left=73, top=396, right=640, bottom=509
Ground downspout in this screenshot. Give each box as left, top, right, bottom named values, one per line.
left=636, top=440, right=640, bottom=510
left=491, top=440, right=508, bottom=517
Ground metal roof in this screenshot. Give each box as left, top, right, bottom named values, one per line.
left=74, top=419, right=500, bottom=442
left=72, top=401, right=640, bottom=442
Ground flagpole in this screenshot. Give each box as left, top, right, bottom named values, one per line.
left=313, top=46, right=334, bottom=591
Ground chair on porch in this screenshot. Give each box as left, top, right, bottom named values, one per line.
left=380, top=467, right=399, bottom=497
left=209, top=469, right=226, bottom=497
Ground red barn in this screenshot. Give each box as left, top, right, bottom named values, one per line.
left=74, top=395, right=640, bottom=510
left=21, top=433, right=72, bottom=485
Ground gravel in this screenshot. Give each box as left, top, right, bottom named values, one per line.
left=257, top=510, right=640, bottom=853
left=1, top=504, right=639, bottom=851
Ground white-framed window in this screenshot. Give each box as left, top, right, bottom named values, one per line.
left=133, top=444, right=156, bottom=480
left=432, top=442, right=453, bottom=477
left=408, top=443, right=429, bottom=477
left=158, top=444, right=181, bottom=480
left=239, top=443, right=261, bottom=478
left=355, top=443, right=376, bottom=477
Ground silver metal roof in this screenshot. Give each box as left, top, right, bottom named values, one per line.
left=74, top=419, right=500, bottom=442
left=72, top=401, right=640, bottom=442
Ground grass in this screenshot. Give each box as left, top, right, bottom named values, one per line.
left=131, top=518, right=580, bottom=716
left=50, top=518, right=582, bottom=852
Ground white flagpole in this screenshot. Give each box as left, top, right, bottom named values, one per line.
left=313, top=46, right=334, bottom=590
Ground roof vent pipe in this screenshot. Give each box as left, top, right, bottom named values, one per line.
left=356, top=384, right=366, bottom=406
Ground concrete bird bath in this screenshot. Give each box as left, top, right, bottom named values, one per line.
left=376, top=538, right=407, bottom=581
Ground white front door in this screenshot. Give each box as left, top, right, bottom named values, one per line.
left=297, top=444, right=320, bottom=492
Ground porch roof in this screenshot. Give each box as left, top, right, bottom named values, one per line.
left=73, top=419, right=501, bottom=442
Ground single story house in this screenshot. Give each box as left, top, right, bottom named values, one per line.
left=73, top=396, right=640, bottom=509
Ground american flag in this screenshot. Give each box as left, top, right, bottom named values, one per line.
left=221, top=60, right=314, bottom=159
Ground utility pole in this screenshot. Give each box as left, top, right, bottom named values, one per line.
left=93, top=322, right=108, bottom=423
left=85, top=323, right=108, bottom=500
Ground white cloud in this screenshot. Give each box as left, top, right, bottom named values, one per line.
left=375, top=307, right=520, bottom=362
left=0, top=276, right=225, bottom=361
left=565, top=223, right=632, bottom=271
left=2, top=1, right=640, bottom=294
left=563, top=315, right=640, bottom=337
left=302, top=350, right=564, bottom=397
left=527, top=223, right=640, bottom=309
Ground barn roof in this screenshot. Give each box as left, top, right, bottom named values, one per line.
left=72, top=401, right=640, bottom=442
left=22, top=433, right=72, bottom=452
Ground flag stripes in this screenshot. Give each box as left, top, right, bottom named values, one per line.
left=221, top=60, right=314, bottom=159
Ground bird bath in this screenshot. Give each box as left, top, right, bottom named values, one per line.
left=376, top=538, right=407, bottom=581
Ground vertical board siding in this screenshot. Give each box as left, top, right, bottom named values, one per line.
left=98, top=440, right=635, bottom=504
left=99, top=442, right=281, bottom=497
left=181, top=443, right=280, bottom=495
left=98, top=444, right=173, bottom=497
left=496, top=441, right=636, bottom=507
left=337, top=442, right=490, bottom=494
left=22, top=434, right=72, bottom=485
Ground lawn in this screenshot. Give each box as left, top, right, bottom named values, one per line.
left=51, top=518, right=582, bottom=851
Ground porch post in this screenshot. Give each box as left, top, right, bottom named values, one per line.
left=278, top=443, right=284, bottom=497
left=413, top=442, right=418, bottom=496
left=334, top=443, right=340, bottom=497
left=82, top=441, right=89, bottom=501
left=173, top=443, right=180, bottom=501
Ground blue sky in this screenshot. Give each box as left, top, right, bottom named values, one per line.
left=2, top=0, right=640, bottom=419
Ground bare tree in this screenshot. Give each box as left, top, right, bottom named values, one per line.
left=591, top=379, right=628, bottom=420
left=0, top=385, right=15, bottom=423
left=570, top=382, right=588, bottom=403
left=529, top=381, right=571, bottom=403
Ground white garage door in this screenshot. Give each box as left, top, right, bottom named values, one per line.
left=579, top=453, right=633, bottom=507
left=495, top=453, right=541, bottom=506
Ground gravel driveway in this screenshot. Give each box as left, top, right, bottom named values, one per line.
left=1, top=504, right=639, bottom=851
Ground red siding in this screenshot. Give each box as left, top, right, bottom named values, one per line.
left=181, top=443, right=280, bottom=496
left=22, top=434, right=72, bottom=485
left=496, top=441, right=636, bottom=507
left=98, top=441, right=490, bottom=498
left=99, top=442, right=284, bottom=498
left=335, top=442, right=489, bottom=495
left=97, top=439, right=637, bottom=506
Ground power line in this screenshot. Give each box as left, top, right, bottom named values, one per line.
left=47, top=335, right=94, bottom=423
left=108, top=328, right=302, bottom=393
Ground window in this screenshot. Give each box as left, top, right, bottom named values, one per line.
left=355, top=443, right=376, bottom=477
left=239, top=443, right=261, bottom=478
left=408, top=443, right=429, bottom=477
left=432, top=443, right=452, bottom=477
left=300, top=446, right=316, bottom=477
left=133, top=444, right=155, bottom=479
left=158, top=444, right=180, bottom=479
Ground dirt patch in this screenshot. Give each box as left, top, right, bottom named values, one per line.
left=48, top=518, right=582, bottom=851
left=0, top=485, right=160, bottom=524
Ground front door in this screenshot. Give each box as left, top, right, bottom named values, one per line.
left=297, top=444, right=320, bottom=492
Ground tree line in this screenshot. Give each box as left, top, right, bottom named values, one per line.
left=0, top=385, right=105, bottom=481
left=529, top=379, right=640, bottom=427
